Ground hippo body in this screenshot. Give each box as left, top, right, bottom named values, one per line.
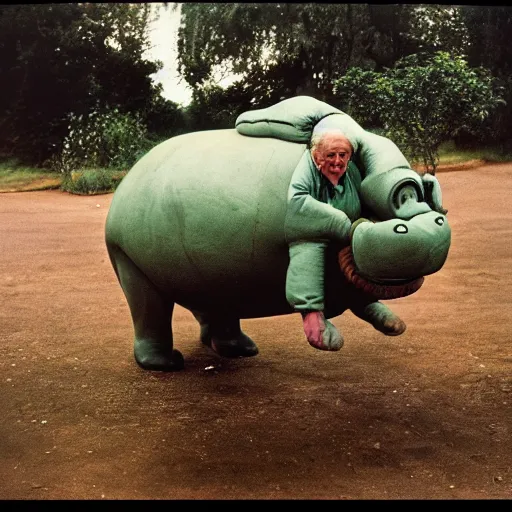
left=106, top=129, right=360, bottom=370
left=106, top=129, right=330, bottom=319
left=106, top=126, right=450, bottom=371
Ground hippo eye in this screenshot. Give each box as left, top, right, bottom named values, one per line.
left=435, top=216, right=444, bottom=226
left=393, top=224, right=408, bottom=234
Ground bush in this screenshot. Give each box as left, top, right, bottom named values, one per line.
left=61, top=168, right=125, bottom=195
left=333, top=51, right=505, bottom=173
left=59, top=107, right=152, bottom=173
left=144, top=95, right=188, bottom=139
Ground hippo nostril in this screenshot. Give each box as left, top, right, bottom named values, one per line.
left=435, top=216, right=445, bottom=226
left=393, top=224, right=408, bottom=234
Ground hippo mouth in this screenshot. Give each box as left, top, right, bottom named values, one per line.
left=338, top=246, right=424, bottom=300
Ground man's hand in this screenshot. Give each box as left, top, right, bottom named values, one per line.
left=302, top=311, right=343, bottom=351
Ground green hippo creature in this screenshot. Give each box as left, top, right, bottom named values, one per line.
left=105, top=96, right=451, bottom=372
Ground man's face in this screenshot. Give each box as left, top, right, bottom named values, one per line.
left=312, top=134, right=353, bottom=185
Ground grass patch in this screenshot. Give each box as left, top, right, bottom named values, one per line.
left=437, top=141, right=512, bottom=165
left=0, top=157, right=127, bottom=194
left=0, top=158, right=62, bottom=192
left=60, top=168, right=126, bottom=195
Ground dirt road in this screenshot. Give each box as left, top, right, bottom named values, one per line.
left=0, top=163, right=511, bottom=499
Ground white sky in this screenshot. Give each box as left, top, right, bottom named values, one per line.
left=144, top=3, right=193, bottom=106
left=144, top=3, right=240, bottom=107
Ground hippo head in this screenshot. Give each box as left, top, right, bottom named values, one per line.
left=350, top=210, right=451, bottom=284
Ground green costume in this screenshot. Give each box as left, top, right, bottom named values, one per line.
left=285, top=153, right=362, bottom=312
left=236, top=96, right=449, bottom=316
left=105, top=97, right=451, bottom=372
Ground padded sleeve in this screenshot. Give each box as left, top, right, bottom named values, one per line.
left=235, top=96, right=342, bottom=143
left=286, top=241, right=327, bottom=312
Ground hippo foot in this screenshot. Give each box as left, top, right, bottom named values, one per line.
left=376, top=315, right=406, bottom=336
left=354, top=302, right=406, bottom=337
left=319, top=319, right=344, bottom=350
left=205, top=333, right=259, bottom=358
left=134, top=339, right=185, bottom=372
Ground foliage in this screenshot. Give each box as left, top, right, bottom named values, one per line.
left=333, top=51, right=505, bottom=172
left=61, top=168, right=124, bottom=195
left=460, top=6, right=512, bottom=77
left=176, top=3, right=472, bottom=112
left=398, top=5, right=469, bottom=59
left=57, top=108, right=151, bottom=172
left=183, top=84, right=254, bottom=132
left=178, top=3, right=387, bottom=106
left=0, top=4, right=161, bottom=165
left=457, top=6, right=512, bottom=149
left=143, top=94, right=188, bottom=139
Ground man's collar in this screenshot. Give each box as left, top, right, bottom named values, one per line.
left=320, top=172, right=346, bottom=190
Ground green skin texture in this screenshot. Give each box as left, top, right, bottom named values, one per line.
left=105, top=129, right=450, bottom=371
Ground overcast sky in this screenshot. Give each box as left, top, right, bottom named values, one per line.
left=144, top=3, right=240, bottom=106
left=144, top=3, right=193, bottom=106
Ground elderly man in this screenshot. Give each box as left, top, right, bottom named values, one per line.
left=285, top=126, right=406, bottom=352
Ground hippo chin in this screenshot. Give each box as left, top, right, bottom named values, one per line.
left=105, top=128, right=450, bottom=371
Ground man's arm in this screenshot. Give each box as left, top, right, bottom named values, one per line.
left=286, top=240, right=344, bottom=351
left=284, top=151, right=352, bottom=352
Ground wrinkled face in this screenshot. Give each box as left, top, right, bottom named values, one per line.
left=312, top=133, right=353, bottom=185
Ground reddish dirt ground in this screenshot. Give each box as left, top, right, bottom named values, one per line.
left=0, top=162, right=511, bottom=500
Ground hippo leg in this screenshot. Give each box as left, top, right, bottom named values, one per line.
left=108, top=246, right=184, bottom=371
left=351, top=301, right=406, bottom=336
left=191, top=310, right=259, bottom=358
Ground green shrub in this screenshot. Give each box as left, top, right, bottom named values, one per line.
left=61, top=168, right=125, bottom=195
left=333, top=51, right=505, bottom=173
left=59, top=107, right=152, bottom=173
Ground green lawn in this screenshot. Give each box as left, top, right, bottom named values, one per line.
left=437, top=141, right=512, bottom=165
left=0, top=158, right=62, bottom=192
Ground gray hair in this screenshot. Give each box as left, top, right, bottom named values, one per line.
left=309, top=127, right=353, bottom=153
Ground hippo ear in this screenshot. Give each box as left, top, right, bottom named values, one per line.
left=422, top=173, right=448, bottom=215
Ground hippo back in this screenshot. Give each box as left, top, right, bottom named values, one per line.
left=106, top=129, right=307, bottom=317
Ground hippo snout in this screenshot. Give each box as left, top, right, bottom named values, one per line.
left=351, top=211, right=451, bottom=282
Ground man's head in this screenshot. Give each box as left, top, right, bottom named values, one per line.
left=310, top=129, right=353, bottom=186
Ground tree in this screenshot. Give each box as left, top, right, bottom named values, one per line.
left=183, top=84, right=254, bottom=132
left=366, top=4, right=469, bottom=69
left=177, top=3, right=407, bottom=104
left=175, top=3, right=476, bottom=127
left=144, top=93, right=187, bottom=140
left=458, top=6, right=512, bottom=150
left=333, top=51, right=505, bottom=173
left=0, top=4, right=161, bottom=165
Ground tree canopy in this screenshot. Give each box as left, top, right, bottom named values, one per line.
left=177, top=3, right=469, bottom=105
left=458, top=6, right=512, bottom=148
left=0, top=4, right=163, bottom=165
left=334, top=51, right=504, bottom=172
left=177, top=3, right=511, bottom=150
